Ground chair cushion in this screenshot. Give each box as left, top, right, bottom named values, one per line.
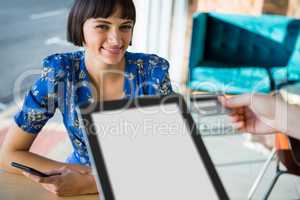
left=189, top=65, right=270, bottom=93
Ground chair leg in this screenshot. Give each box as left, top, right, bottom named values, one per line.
left=263, top=169, right=286, bottom=200
left=247, top=148, right=276, bottom=200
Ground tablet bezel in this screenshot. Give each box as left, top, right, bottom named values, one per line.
left=78, top=94, right=229, bottom=200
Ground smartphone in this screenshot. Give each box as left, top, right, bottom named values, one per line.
left=11, top=162, right=58, bottom=177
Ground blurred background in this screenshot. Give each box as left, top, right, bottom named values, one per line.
left=1, top=0, right=300, bottom=106
left=1, top=0, right=300, bottom=199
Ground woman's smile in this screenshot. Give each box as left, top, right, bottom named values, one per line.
left=101, top=45, right=123, bottom=56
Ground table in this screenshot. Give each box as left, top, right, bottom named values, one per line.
left=0, top=170, right=99, bottom=200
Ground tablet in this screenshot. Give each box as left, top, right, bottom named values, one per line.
left=78, top=94, right=229, bottom=200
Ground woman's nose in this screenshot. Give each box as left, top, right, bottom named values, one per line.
left=107, top=29, right=121, bottom=44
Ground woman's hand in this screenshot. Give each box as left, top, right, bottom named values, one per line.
left=219, top=93, right=287, bottom=134
left=23, top=166, right=98, bottom=196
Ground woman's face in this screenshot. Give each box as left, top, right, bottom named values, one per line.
left=83, top=12, right=133, bottom=65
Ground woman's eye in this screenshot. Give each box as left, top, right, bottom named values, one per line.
left=96, top=25, right=109, bottom=30
left=120, top=25, right=132, bottom=32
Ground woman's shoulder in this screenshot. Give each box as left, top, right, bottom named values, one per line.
left=127, top=52, right=170, bottom=86
left=43, top=51, right=84, bottom=71
left=41, top=51, right=84, bottom=82
left=126, top=52, right=169, bottom=69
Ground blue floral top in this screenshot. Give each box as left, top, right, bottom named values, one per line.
left=14, top=51, right=173, bottom=165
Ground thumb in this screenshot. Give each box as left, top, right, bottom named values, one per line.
left=44, top=166, right=68, bottom=175
left=219, top=94, right=252, bottom=108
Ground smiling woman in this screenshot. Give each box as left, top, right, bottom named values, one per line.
left=83, top=17, right=133, bottom=65
left=0, top=0, right=173, bottom=197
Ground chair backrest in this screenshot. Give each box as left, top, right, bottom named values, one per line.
left=275, top=133, right=290, bottom=150
left=190, top=12, right=300, bottom=69
left=203, top=14, right=294, bottom=67
left=188, top=12, right=300, bottom=94
left=275, top=133, right=300, bottom=175
left=288, top=136, right=300, bottom=166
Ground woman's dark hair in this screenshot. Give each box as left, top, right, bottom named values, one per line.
left=67, top=0, right=136, bottom=46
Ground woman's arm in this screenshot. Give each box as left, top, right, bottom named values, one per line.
left=0, top=123, right=89, bottom=174
left=0, top=123, right=98, bottom=196
left=0, top=55, right=98, bottom=196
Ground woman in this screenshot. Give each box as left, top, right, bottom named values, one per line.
left=0, top=0, right=173, bottom=196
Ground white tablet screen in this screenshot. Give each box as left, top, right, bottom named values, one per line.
left=91, top=103, right=219, bottom=200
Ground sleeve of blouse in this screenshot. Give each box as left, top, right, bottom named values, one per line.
left=147, top=54, right=173, bottom=95
left=14, top=58, right=58, bottom=134
left=159, top=71, right=173, bottom=96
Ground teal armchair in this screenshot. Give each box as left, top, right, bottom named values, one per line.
left=188, top=12, right=300, bottom=94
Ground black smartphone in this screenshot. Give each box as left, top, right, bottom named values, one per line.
left=11, top=162, right=56, bottom=177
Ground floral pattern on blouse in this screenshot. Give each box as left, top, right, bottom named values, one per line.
left=14, top=51, right=173, bottom=166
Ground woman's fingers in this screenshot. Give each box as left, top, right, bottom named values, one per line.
left=23, top=171, right=63, bottom=195
left=23, top=168, right=91, bottom=196
left=44, top=166, right=68, bottom=176
left=23, top=171, right=60, bottom=184
left=22, top=172, right=43, bottom=183
left=24, top=166, right=100, bottom=196
left=62, top=165, right=91, bottom=175
left=42, top=183, right=57, bottom=193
